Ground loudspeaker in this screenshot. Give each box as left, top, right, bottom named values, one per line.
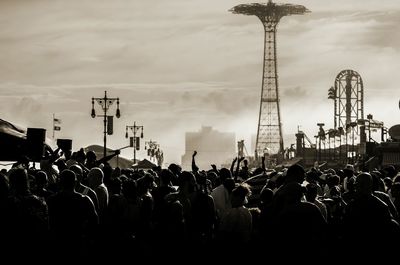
left=366, top=142, right=376, bottom=156
left=57, top=139, right=72, bottom=152
left=26, top=128, right=46, bottom=161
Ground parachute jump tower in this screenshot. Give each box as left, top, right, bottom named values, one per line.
left=230, top=1, right=310, bottom=158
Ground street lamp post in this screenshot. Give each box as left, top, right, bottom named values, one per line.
left=125, top=122, right=144, bottom=163
left=314, top=135, right=318, bottom=163
left=145, top=140, right=161, bottom=162
left=350, top=121, right=358, bottom=164
left=338, top=127, right=343, bottom=164
left=367, top=114, right=373, bottom=142
left=345, top=124, right=351, bottom=164
left=317, top=123, right=325, bottom=163
left=91, top=90, right=121, bottom=158
left=145, top=140, right=159, bottom=156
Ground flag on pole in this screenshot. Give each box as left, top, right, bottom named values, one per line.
left=53, top=115, right=61, bottom=132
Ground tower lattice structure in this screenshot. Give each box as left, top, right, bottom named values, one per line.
left=230, top=1, right=309, bottom=158
left=333, top=69, right=364, bottom=133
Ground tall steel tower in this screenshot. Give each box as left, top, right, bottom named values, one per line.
left=230, top=1, right=309, bottom=158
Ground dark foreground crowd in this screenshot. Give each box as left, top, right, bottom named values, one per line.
left=0, top=148, right=400, bottom=262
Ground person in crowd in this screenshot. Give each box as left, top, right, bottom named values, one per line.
left=87, top=167, right=109, bottom=221
left=371, top=171, right=399, bottom=221
left=211, top=167, right=235, bottom=221
left=343, top=172, right=400, bottom=260
left=391, top=182, right=400, bottom=216
left=306, top=183, right=328, bottom=221
left=84, top=150, right=120, bottom=170
left=219, top=183, right=252, bottom=250
left=47, top=169, right=98, bottom=258
left=167, top=163, right=182, bottom=186
left=271, top=182, right=328, bottom=259
left=32, top=170, right=54, bottom=201
left=342, top=164, right=355, bottom=192
left=190, top=172, right=216, bottom=248
left=70, top=164, right=99, bottom=212
left=4, top=168, right=49, bottom=258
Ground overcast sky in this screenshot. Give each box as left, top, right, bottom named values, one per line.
left=1, top=0, right=399, bottom=165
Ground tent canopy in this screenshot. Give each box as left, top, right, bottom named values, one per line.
left=0, top=118, right=27, bottom=161
left=132, top=158, right=157, bottom=169
left=84, top=145, right=133, bottom=168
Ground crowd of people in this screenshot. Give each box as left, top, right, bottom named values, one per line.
left=0, top=147, right=400, bottom=262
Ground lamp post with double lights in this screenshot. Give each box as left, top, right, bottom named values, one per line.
left=145, top=140, right=159, bottom=160
left=125, top=122, right=144, bottom=164
left=145, top=140, right=164, bottom=166
left=91, top=91, right=121, bottom=158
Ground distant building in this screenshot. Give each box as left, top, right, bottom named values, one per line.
left=181, top=126, right=236, bottom=170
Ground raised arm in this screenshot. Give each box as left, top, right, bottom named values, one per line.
left=96, top=149, right=120, bottom=165
left=192, top=150, right=199, bottom=173
left=234, top=157, right=245, bottom=181
left=230, top=157, right=238, bottom=176
left=261, top=155, right=266, bottom=173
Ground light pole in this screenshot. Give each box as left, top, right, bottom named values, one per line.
left=145, top=140, right=161, bottom=163
left=125, top=122, right=144, bottom=163
left=91, top=91, right=121, bottom=158
left=367, top=114, right=373, bottom=142
left=345, top=124, right=351, bottom=164
left=350, top=121, right=358, bottom=164
left=314, top=135, right=318, bottom=164
left=317, top=123, right=325, bottom=163
left=338, top=127, right=343, bottom=164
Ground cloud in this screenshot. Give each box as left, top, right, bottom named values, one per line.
left=283, top=86, right=308, bottom=100
left=0, top=0, right=399, bottom=165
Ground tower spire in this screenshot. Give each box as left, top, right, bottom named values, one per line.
left=230, top=2, right=310, bottom=158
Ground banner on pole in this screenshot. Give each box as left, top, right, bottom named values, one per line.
left=107, top=116, right=113, bottom=135
left=136, top=137, right=140, bottom=151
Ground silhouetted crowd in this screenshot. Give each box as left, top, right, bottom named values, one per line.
left=1, top=148, right=400, bottom=262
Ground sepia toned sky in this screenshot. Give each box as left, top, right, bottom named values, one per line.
left=1, top=0, right=399, bottom=165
